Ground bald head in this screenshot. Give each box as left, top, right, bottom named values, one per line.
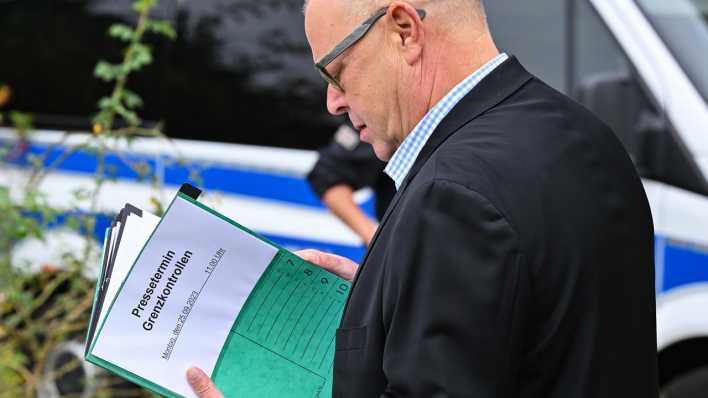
left=304, top=0, right=487, bottom=29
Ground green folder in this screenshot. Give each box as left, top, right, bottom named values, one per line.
left=85, top=184, right=350, bottom=397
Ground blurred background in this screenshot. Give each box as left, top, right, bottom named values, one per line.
left=0, top=0, right=707, bottom=396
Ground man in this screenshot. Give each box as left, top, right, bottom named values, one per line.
left=187, top=0, right=659, bottom=396
left=308, top=124, right=394, bottom=245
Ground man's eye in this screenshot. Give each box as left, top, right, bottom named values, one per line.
left=332, top=62, right=345, bottom=80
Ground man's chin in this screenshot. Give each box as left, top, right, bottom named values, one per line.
left=371, top=144, right=393, bottom=162
left=359, top=130, right=393, bottom=161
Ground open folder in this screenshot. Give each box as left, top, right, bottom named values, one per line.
left=85, top=184, right=351, bottom=398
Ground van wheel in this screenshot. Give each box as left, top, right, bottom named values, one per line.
left=661, top=366, right=708, bottom=398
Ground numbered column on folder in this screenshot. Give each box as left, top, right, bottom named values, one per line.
left=233, top=250, right=350, bottom=375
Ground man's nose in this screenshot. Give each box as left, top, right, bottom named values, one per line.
left=326, top=85, right=348, bottom=116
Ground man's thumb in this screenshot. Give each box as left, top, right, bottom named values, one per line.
left=186, top=367, right=224, bottom=398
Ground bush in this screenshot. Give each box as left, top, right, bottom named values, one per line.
left=0, top=1, right=185, bottom=396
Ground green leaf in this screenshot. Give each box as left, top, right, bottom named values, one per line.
left=26, top=154, right=43, bottom=170
left=133, top=0, right=157, bottom=13
left=83, top=216, right=97, bottom=233
left=134, top=161, right=152, bottom=179
left=65, top=216, right=80, bottom=232
left=108, top=23, right=135, bottom=42
left=98, top=97, right=118, bottom=111
left=0, top=185, right=10, bottom=199
left=149, top=196, right=164, bottom=216
left=92, top=109, right=111, bottom=129
left=127, top=43, right=153, bottom=71
left=114, top=103, right=141, bottom=126
left=147, top=20, right=176, bottom=40
left=94, top=61, right=122, bottom=82
left=0, top=348, right=26, bottom=390
left=189, top=169, right=204, bottom=186
left=122, top=89, right=144, bottom=109
left=9, top=111, right=33, bottom=134
left=71, top=188, right=92, bottom=201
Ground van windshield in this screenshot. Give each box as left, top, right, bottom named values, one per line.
left=635, top=0, right=708, bottom=104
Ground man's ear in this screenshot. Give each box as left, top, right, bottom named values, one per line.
left=387, top=2, right=424, bottom=65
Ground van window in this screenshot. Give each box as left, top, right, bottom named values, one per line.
left=570, top=0, right=708, bottom=195
left=635, top=0, right=708, bottom=105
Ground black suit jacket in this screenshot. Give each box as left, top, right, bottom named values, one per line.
left=332, top=57, right=658, bottom=397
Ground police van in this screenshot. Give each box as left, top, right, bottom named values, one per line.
left=1, top=0, right=707, bottom=396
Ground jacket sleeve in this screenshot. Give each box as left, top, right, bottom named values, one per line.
left=380, top=179, right=528, bottom=397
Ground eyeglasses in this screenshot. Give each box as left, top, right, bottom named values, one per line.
left=314, top=7, right=427, bottom=92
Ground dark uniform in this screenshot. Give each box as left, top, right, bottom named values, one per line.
left=307, top=125, right=394, bottom=220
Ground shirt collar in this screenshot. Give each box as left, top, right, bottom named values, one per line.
left=384, top=53, right=509, bottom=190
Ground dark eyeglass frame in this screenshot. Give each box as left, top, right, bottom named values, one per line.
left=315, top=7, right=427, bottom=92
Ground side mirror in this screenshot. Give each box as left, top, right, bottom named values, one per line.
left=576, top=72, right=649, bottom=163
left=577, top=72, right=708, bottom=195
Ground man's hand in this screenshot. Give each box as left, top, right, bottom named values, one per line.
left=295, top=249, right=358, bottom=282
left=186, top=367, right=224, bottom=398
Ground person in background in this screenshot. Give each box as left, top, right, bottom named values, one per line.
left=307, top=124, right=394, bottom=245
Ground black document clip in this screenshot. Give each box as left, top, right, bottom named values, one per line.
left=179, top=183, right=202, bottom=200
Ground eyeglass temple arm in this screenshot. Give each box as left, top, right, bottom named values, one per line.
left=316, top=8, right=427, bottom=68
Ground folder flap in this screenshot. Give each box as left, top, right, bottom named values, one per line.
left=86, top=228, right=112, bottom=357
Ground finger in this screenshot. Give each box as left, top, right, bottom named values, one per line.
left=295, top=249, right=358, bottom=281
left=186, top=367, right=224, bottom=398
left=295, top=249, right=322, bottom=265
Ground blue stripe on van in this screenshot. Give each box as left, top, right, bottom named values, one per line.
left=660, top=237, right=708, bottom=293
left=6, top=141, right=377, bottom=216
left=37, top=214, right=708, bottom=276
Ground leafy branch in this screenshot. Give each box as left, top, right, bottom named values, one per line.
left=93, top=0, right=175, bottom=131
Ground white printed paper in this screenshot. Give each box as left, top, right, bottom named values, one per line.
left=91, top=196, right=277, bottom=397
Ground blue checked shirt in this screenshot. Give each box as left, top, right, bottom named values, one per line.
left=384, top=53, right=509, bottom=190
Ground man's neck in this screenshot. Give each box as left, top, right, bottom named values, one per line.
left=394, top=30, right=499, bottom=146
left=427, top=34, right=500, bottom=110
